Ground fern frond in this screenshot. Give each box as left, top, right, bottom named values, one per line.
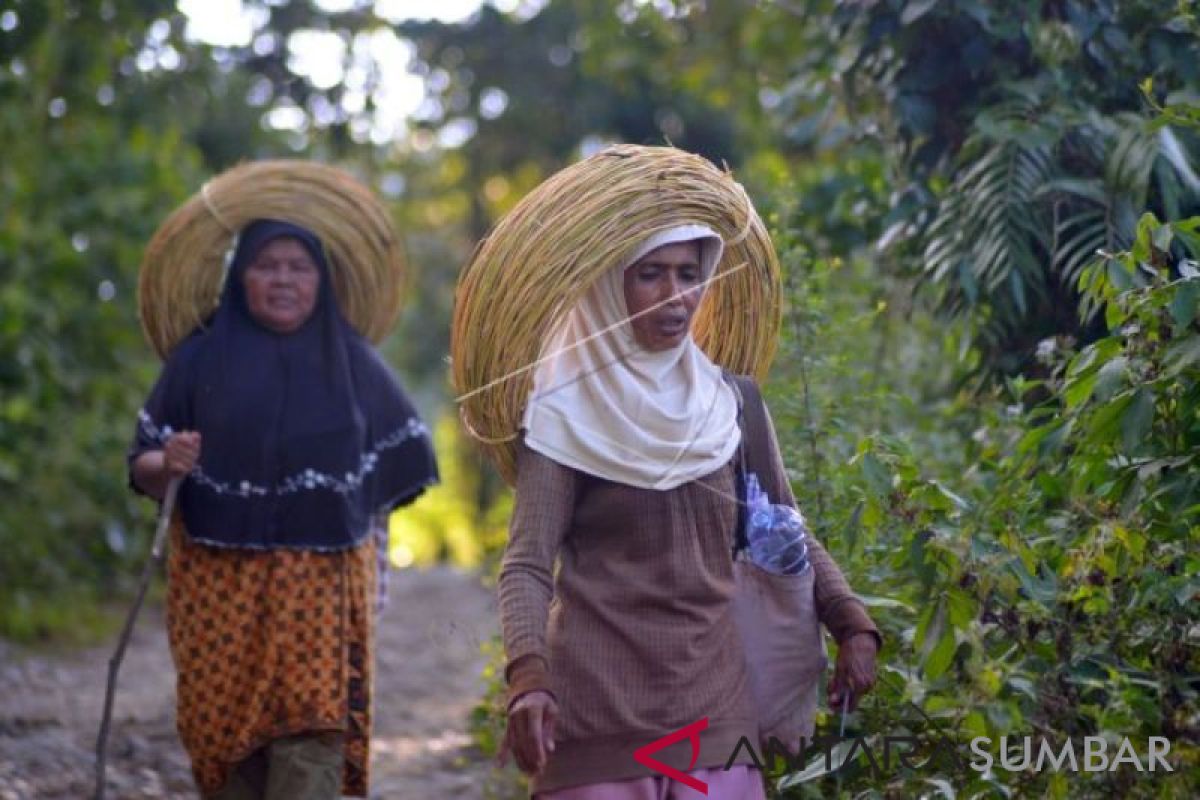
left=924, top=139, right=1055, bottom=314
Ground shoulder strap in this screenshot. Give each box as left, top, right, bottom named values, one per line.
left=730, top=374, right=774, bottom=495
left=722, top=371, right=776, bottom=555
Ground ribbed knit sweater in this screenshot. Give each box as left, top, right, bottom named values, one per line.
left=498, top=393, right=878, bottom=794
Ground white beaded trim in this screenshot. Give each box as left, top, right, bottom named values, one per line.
left=137, top=409, right=430, bottom=498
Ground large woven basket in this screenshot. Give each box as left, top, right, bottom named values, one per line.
left=451, top=144, right=782, bottom=485
left=139, top=159, right=407, bottom=359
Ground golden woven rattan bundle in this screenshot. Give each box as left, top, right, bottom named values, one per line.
left=451, top=144, right=782, bottom=485
left=139, top=159, right=407, bottom=359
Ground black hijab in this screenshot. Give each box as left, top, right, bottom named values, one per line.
left=129, top=219, right=439, bottom=550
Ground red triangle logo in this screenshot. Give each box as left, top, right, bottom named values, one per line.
left=632, top=717, right=710, bottom=794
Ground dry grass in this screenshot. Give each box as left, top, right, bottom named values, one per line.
left=451, top=144, right=782, bottom=485
left=139, top=159, right=407, bottom=359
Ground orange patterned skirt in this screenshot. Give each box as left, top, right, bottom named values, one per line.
left=165, top=516, right=375, bottom=797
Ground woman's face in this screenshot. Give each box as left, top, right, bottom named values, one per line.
left=622, top=240, right=705, bottom=351
left=242, top=237, right=321, bottom=334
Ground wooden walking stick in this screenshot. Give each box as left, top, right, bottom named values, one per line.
left=93, top=476, right=181, bottom=800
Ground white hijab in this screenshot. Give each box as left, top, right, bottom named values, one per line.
left=521, top=224, right=741, bottom=490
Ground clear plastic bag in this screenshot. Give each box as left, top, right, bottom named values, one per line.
left=743, top=472, right=811, bottom=576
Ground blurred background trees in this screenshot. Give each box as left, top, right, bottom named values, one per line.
left=1, top=0, right=1197, bottom=795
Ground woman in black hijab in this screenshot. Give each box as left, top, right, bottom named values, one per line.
left=129, top=219, right=438, bottom=800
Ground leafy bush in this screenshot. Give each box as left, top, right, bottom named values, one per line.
left=768, top=211, right=1199, bottom=797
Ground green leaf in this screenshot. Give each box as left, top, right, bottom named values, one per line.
left=860, top=452, right=892, bottom=497
left=857, top=594, right=916, bottom=613
left=1170, top=280, right=1199, bottom=329
left=1066, top=344, right=1102, bottom=378
left=844, top=501, right=863, bottom=554
left=1011, top=558, right=1057, bottom=607
left=1165, top=335, right=1200, bottom=375
left=924, top=627, right=956, bottom=679
left=1152, top=220, right=1175, bottom=252
left=1064, top=370, right=1099, bottom=408
left=1040, top=418, right=1074, bottom=455
left=1132, top=212, right=1159, bottom=265
left=1006, top=676, right=1037, bottom=700
left=1010, top=268, right=1027, bottom=316
left=1105, top=295, right=1127, bottom=329
left=1172, top=217, right=1200, bottom=259
left=1176, top=579, right=1200, bottom=607
left=1041, top=177, right=1107, bottom=205
left=1093, top=355, right=1127, bottom=402
left=1086, top=392, right=1134, bottom=446
left=917, top=598, right=945, bottom=657
left=1121, top=389, right=1155, bottom=452
left=946, top=588, right=976, bottom=627
left=930, top=480, right=971, bottom=511
left=963, top=709, right=988, bottom=738
left=985, top=700, right=1015, bottom=730
left=1017, top=421, right=1059, bottom=455
left=910, top=531, right=935, bottom=584
left=1107, top=258, right=1134, bottom=292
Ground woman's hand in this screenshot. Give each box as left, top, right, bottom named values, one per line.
left=499, top=690, right=558, bottom=775
left=164, top=432, right=202, bottom=478
left=828, top=632, right=878, bottom=712
left=132, top=431, right=201, bottom=500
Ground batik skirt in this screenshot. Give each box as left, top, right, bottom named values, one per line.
left=164, top=516, right=375, bottom=797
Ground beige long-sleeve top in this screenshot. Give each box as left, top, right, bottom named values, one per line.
left=498, top=391, right=878, bottom=793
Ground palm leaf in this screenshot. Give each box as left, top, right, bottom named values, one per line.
left=918, top=97, right=1198, bottom=377
left=924, top=138, right=1055, bottom=317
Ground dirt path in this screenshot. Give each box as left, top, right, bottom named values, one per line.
left=0, top=566, right=523, bottom=799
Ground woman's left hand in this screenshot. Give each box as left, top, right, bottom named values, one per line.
left=828, top=632, right=878, bottom=712
left=499, top=689, right=558, bottom=775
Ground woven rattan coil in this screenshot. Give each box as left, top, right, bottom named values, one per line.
left=139, top=159, right=407, bottom=359
left=451, top=144, right=782, bottom=485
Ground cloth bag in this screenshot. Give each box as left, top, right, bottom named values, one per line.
left=725, top=374, right=828, bottom=751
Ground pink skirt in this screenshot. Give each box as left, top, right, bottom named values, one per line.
left=535, top=765, right=765, bottom=799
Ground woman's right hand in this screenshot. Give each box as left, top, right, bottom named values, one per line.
left=499, top=690, right=559, bottom=775
left=163, top=431, right=202, bottom=478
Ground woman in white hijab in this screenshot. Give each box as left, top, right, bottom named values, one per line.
left=521, top=224, right=740, bottom=490
left=497, top=224, right=880, bottom=798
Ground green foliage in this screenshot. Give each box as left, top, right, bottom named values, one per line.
left=921, top=91, right=1198, bottom=375
left=468, top=633, right=531, bottom=798
left=830, top=0, right=1200, bottom=378
left=767, top=207, right=1200, bottom=797
left=0, top=0, right=206, bottom=637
